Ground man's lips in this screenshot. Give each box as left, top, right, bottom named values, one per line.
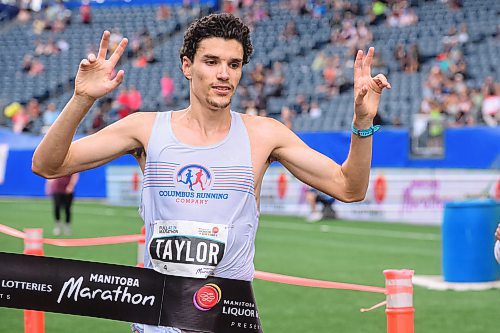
left=212, top=86, right=232, bottom=94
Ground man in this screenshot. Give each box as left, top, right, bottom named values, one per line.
left=32, top=13, right=390, bottom=333
left=306, top=188, right=336, bottom=222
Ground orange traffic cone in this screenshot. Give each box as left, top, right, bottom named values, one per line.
left=23, top=228, right=45, bottom=333
left=384, top=269, right=415, bottom=333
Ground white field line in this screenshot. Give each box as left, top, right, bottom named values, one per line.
left=259, top=220, right=440, bottom=241
left=0, top=202, right=439, bottom=241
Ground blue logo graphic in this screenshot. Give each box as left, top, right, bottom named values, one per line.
left=177, top=164, right=212, bottom=191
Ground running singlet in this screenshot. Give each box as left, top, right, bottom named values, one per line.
left=140, top=111, right=259, bottom=281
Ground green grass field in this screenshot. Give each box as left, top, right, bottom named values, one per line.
left=0, top=199, right=497, bottom=332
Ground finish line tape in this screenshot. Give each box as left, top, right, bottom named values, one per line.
left=0, top=223, right=386, bottom=295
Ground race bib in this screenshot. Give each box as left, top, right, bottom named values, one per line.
left=148, top=220, right=228, bottom=278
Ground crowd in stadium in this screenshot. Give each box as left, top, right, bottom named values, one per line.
left=1, top=0, right=498, bottom=141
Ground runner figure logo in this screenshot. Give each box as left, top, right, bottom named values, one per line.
left=177, top=165, right=212, bottom=191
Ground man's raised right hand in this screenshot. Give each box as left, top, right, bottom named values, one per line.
left=74, top=31, right=128, bottom=102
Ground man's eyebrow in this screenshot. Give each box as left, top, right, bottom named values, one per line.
left=201, top=54, right=220, bottom=60
left=201, top=54, right=243, bottom=63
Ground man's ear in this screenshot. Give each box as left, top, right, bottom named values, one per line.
left=182, top=56, right=192, bottom=80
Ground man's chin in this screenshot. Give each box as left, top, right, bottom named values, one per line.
left=207, top=97, right=231, bottom=110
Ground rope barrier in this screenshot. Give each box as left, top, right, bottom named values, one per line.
left=253, top=270, right=386, bottom=294
left=0, top=223, right=385, bottom=293
left=0, top=223, right=143, bottom=246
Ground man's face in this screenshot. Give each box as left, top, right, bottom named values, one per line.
left=183, top=37, right=244, bottom=111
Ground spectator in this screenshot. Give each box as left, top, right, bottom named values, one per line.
left=369, top=0, right=387, bottom=26
left=291, top=94, right=309, bottom=115
left=12, top=104, right=30, bottom=133
left=263, top=62, right=284, bottom=97
left=134, top=51, right=149, bottom=68
left=391, top=115, right=403, bottom=127
left=481, top=82, right=499, bottom=127
left=57, top=38, right=70, bottom=52
left=80, top=0, right=91, bottom=24
left=109, top=28, right=123, bottom=53
left=17, top=7, right=31, bottom=23
left=89, top=107, right=106, bottom=134
left=428, top=107, right=445, bottom=148
left=21, top=54, right=33, bottom=73
left=128, top=86, right=143, bottom=113
left=394, top=43, right=407, bottom=71
left=46, top=174, right=80, bottom=236
left=244, top=101, right=258, bottom=116
left=156, top=4, right=171, bottom=21
left=116, top=87, right=130, bottom=119
left=446, top=0, right=463, bottom=11
left=160, top=73, right=175, bottom=106
left=280, top=106, right=293, bottom=129
left=309, top=101, right=322, bottom=119
left=249, top=63, right=265, bottom=85
left=371, top=50, right=387, bottom=71
left=406, top=43, right=421, bottom=73
left=281, top=19, right=299, bottom=40
left=311, top=51, right=327, bottom=72
left=29, top=56, right=45, bottom=76
left=42, top=103, right=60, bottom=134
left=306, top=188, right=336, bottom=222
left=457, top=23, right=469, bottom=44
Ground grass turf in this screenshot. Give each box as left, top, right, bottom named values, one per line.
left=0, top=199, right=497, bottom=332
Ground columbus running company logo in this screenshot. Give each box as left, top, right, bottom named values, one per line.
left=193, top=283, right=221, bottom=311
left=177, top=164, right=212, bottom=191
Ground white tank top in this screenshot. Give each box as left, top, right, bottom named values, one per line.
left=140, top=111, right=259, bottom=281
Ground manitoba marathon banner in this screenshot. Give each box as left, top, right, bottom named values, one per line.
left=0, top=252, right=262, bottom=332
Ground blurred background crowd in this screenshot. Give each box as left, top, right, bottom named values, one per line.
left=0, top=0, right=498, bottom=156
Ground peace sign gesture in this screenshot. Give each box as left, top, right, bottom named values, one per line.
left=353, top=47, right=391, bottom=123
left=74, top=31, right=128, bottom=102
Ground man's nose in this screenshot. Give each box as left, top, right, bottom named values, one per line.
left=217, top=64, right=229, bottom=80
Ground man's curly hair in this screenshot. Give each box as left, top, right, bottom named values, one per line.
left=180, top=13, right=253, bottom=65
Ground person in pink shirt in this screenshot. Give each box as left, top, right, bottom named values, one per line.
left=161, top=72, right=175, bottom=106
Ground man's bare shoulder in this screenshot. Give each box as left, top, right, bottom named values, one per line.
left=240, top=113, right=286, bottom=134
left=128, top=111, right=158, bottom=121
left=114, top=111, right=157, bottom=130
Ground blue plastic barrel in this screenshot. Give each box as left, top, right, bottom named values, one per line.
left=442, top=199, right=500, bottom=282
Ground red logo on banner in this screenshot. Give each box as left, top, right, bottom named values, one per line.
left=495, top=179, right=500, bottom=200
left=193, top=284, right=221, bottom=311
left=374, top=175, right=387, bottom=204
left=277, top=173, right=287, bottom=199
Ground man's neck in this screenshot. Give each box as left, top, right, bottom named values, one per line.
left=172, top=104, right=232, bottom=145
left=183, top=100, right=232, bottom=132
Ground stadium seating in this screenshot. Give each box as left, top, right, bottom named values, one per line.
left=0, top=0, right=498, bottom=133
